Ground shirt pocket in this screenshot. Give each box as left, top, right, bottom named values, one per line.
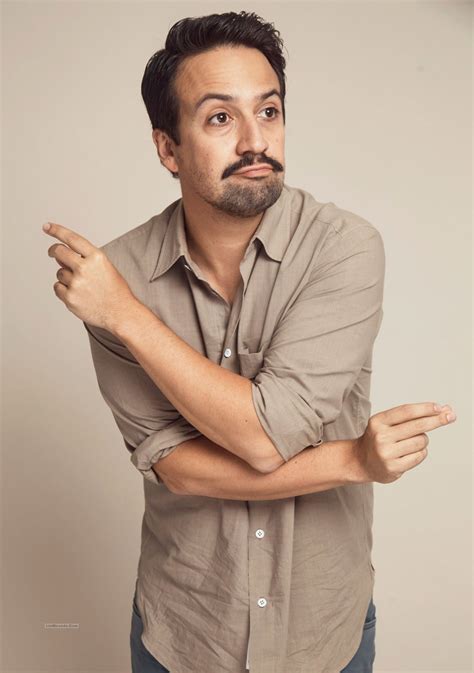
left=238, top=348, right=265, bottom=379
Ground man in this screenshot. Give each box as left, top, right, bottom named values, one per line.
left=43, top=10, right=456, bottom=673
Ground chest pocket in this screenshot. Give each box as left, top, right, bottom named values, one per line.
left=238, top=349, right=265, bottom=380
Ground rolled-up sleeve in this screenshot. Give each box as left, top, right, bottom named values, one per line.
left=83, top=321, right=203, bottom=485
left=251, top=224, right=385, bottom=463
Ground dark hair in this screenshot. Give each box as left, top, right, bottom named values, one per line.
left=141, top=11, right=287, bottom=176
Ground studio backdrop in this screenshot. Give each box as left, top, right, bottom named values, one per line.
left=1, top=1, right=471, bottom=672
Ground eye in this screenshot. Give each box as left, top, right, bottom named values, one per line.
left=207, top=112, right=231, bottom=127
left=260, top=107, right=280, bottom=119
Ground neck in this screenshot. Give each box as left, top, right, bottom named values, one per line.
left=181, top=189, right=265, bottom=280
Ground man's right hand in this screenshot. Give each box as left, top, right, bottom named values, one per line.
left=355, top=402, right=457, bottom=484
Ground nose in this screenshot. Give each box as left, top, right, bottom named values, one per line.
left=235, top=116, right=269, bottom=157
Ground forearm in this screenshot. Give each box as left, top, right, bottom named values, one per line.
left=155, top=435, right=367, bottom=501
left=111, top=301, right=273, bottom=471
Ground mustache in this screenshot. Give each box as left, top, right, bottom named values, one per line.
left=222, top=154, right=284, bottom=179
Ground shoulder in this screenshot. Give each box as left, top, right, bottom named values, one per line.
left=285, top=183, right=383, bottom=243
left=282, top=184, right=385, bottom=274
left=97, top=199, right=180, bottom=278
left=316, top=200, right=383, bottom=248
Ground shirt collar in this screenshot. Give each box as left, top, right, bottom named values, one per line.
left=149, top=183, right=291, bottom=282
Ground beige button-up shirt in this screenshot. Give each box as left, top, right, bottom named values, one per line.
left=83, top=183, right=385, bottom=673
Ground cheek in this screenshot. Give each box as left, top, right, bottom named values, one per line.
left=192, top=145, right=226, bottom=177
left=274, top=131, right=285, bottom=150
left=274, top=138, right=285, bottom=162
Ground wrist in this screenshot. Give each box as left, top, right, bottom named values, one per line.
left=106, top=299, right=151, bottom=341
left=348, top=437, right=370, bottom=484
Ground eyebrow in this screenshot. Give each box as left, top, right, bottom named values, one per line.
left=193, top=88, right=282, bottom=113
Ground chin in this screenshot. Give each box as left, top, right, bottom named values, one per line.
left=213, top=177, right=284, bottom=218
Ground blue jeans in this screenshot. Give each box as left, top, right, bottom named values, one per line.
left=130, top=590, right=168, bottom=673
left=130, top=589, right=376, bottom=672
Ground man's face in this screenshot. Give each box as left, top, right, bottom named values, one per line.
left=168, top=45, right=285, bottom=218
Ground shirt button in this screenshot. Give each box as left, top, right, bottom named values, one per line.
left=224, top=348, right=232, bottom=358
left=257, top=598, right=267, bottom=608
left=255, top=529, right=265, bottom=538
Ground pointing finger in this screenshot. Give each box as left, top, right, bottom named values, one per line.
left=42, top=221, right=96, bottom=258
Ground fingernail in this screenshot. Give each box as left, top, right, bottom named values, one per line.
left=446, top=412, right=456, bottom=422
left=42, top=222, right=51, bottom=231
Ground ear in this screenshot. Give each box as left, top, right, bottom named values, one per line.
left=152, top=129, right=179, bottom=176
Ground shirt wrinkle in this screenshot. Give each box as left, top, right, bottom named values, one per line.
left=84, top=182, right=384, bottom=673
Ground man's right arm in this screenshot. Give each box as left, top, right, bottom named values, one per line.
left=157, top=398, right=457, bottom=498
left=155, top=434, right=365, bottom=500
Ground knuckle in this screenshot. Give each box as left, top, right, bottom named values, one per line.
left=92, top=248, right=104, bottom=262
left=417, top=448, right=427, bottom=463
left=367, top=416, right=378, bottom=432
left=373, top=430, right=388, bottom=448
left=387, top=465, right=400, bottom=479
left=371, top=411, right=382, bottom=424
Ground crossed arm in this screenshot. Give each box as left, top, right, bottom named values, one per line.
left=83, top=317, right=365, bottom=498
left=154, top=434, right=363, bottom=500
left=84, top=223, right=384, bottom=496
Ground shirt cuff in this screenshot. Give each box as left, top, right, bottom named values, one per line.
left=251, top=378, right=324, bottom=463
left=129, top=420, right=203, bottom=485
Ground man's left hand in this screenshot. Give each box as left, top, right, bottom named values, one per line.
left=43, top=221, right=139, bottom=331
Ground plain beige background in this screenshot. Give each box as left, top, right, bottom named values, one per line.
left=1, top=1, right=472, bottom=671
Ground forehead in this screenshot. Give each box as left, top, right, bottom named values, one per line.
left=174, top=45, right=281, bottom=114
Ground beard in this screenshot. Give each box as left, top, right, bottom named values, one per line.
left=199, top=172, right=284, bottom=218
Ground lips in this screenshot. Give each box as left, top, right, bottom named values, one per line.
left=233, top=164, right=273, bottom=176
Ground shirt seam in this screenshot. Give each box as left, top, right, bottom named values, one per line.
left=288, top=200, right=379, bottom=242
